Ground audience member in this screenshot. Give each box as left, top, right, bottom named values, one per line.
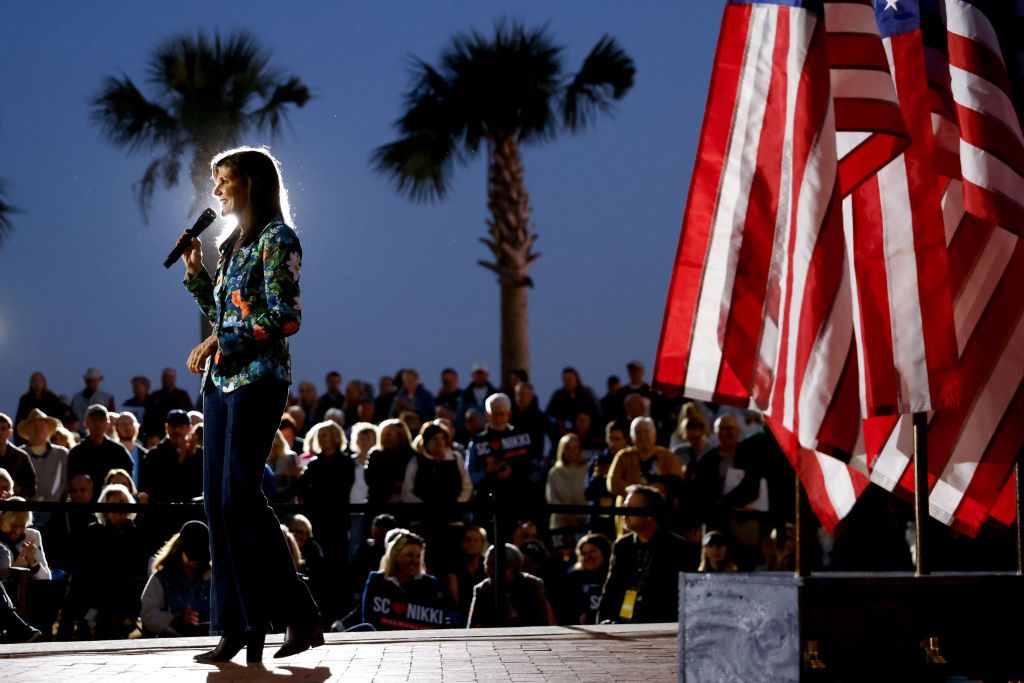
left=468, top=543, right=554, bottom=628
left=584, top=420, right=628, bottom=539
left=443, top=526, right=487, bottom=625
left=294, top=381, right=320, bottom=433
left=599, top=375, right=623, bottom=422
left=314, top=371, right=344, bottom=424
left=140, top=370, right=192, bottom=440
left=698, top=530, right=739, bottom=573
left=0, top=413, right=36, bottom=499
left=348, top=422, right=377, bottom=556
left=287, top=404, right=309, bottom=439
left=119, top=376, right=150, bottom=425
left=287, top=514, right=326, bottom=609
left=140, top=520, right=212, bottom=637
left=390, top=369, right=436, bottom=423
left=268, top=430, right=300, bottom=502
left=545, top=367, right=600, bottom=434
left=0, top=500, right=52, bottom=580
left=366, top=419, right=415, bottom=506
left=607, top=417, right=683, bottom=534
left=113, top=411, right=146, bottom=484
left=563, top=533, right=612, bottom=625
left=598, top=485, right=697, bottom=624
left=545, top=434, right=589, bottom=532
left=17, top=410, right=68, bottom=512
left=140, top=410, right=203, bottom=504
left=69, top=368, right=116, bottom=425
left=466, top=394, right=534, bottom=501
left=374, top=376, right=397, bottom=424
left=435, top=368, right=462, bottom=414
left=0, top=545, right=41, bottom=642
left=511, top=381, right=554, bottom=465
left=15, top=373, right=69, bottom=439
left=461, top=363, right=497, bottom=419
left=75, top=484, right=148, bottom=639
left=67, top=405, right=133, bottom=502
left=359, top=531, right=448, bottom=630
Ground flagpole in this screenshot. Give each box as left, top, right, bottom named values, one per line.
left=795, top=468, right=807, bottom=578
left=1015, top=450, right=1023, bottom=576
left=913, top=411, right=930, bottom=576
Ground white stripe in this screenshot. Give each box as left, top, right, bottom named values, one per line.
left=817, top=452, right=859, bottom=519
left=878, top=158, right=931, bottom=411
left=949, top=65, right=1024, bottom=142
left=797, top=257, right=853, bottom=448
left=753, top=10, right=816, bottom=409
left=824, top=2, right=879, bottom=34
left=944, top=0, right=1006, bottom=67
left=842, top=195, right=869, bottom=417
left=960, top=141, right=1024, bottom=205
left=940, top=179, right=966, bottom=246
left=836, top=131, right=871, bottom=162
left=929, top=310, right=1024, bottom=522
left=869, top=415, right=915, bottom=490
left=684, top=9, right=778, bottom=397
left=953, top=228, right=1016, bottom=354
left=775, top=104, right=838, bottom=430
left=831, top=69, right=899, bottom=104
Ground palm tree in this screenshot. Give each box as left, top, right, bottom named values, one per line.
left=0, top=181, right=14, bottom=248
left=92, top=31, right=311, bottom=221
left=374, top=22, right=635, bottom=380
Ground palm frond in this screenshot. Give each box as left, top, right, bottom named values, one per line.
left=561, top=35, right=636, bottom=131
left=252, top=76, right=312, bottom=136
left=372, top=132, right=459, bottom=202
left=0, top=180, right=17, bottom=247
left=91, top=75, right=178, bottom=152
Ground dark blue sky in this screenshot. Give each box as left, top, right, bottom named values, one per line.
left=0, top=1, right=721, bottom=414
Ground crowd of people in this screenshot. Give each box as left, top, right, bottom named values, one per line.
left=0, top=357, right=963, bottom=642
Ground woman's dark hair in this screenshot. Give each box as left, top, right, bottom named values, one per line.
left=573, top=533, right=612, bottom=571
left=419, top=423, right=449, bottom=449
left=210, top=146, right=292, bottom=232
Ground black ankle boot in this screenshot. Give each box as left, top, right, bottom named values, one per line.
left=273, top=619, right=324, bottom=659
left=245, top=631, right=265, bottom=663
left=194, top=635, right=244, bottom=663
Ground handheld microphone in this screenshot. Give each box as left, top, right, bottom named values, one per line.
left=163, top=208, right=218, bottom=269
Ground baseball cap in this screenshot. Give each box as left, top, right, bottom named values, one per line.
left=85, top=404, right=109, bottom=419
left=165, top=409, right=191, bottom=426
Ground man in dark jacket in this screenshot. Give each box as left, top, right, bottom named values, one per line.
left=598, top=485, right=698, bottom=624
left=67, top=405, right=132, bottom=501
left=141, top=368, right=193, bottom=442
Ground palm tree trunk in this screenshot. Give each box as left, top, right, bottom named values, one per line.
left=481, top=135, right=539, bottom=381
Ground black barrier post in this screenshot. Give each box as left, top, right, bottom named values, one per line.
left=490, top=490, right=507, bottom=626
left=913, top=411, right=930, bottom=576
left=1016, top=450, right=1023, bottom=576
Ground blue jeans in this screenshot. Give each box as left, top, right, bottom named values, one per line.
left=203, top=378, right=316, bottom=635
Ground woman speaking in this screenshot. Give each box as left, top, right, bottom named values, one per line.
left=178, top=146, right=321, bottom=663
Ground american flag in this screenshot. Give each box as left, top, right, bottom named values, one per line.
left=655, top=0, right=1022, bottom=533
left=866, top=0, right=1024, bottom=537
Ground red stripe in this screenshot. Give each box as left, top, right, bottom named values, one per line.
left=653, top=4, right=752, bottom=393
left=770, top=17, right=832, bottom=421
left=826, top=33, right=891, bottom=70
left=791, top=192, right=845, bottom=427
left=850, top=175, right=899, bottom=411
left=896, top=241, right=1024, bottom=495
left=716, top=8, right=791, bottom=402
left=836, top=128, right=908, bottom=195
left=766, top=415, right=842, bottom=532
left=946, top=31, right=1013, bottom=100
left=961, top=178, right=1024, bottom=237
left=889, top=32, right=962, bottom=410
left=833, top=98, right=906, bottom=134
left=955, top=105, right=1024, bottom=177
left=946, top=213, right=994, bottom=295
left=815, top=338, right=863, bottom=456
left=949, top=382, right=1024, bottom=536
left=987, top=473, right=1016, bottom=529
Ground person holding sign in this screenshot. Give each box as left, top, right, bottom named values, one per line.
left=359, top=531, right=450, bottom=630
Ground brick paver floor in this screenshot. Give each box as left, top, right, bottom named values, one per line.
left=0, top=623, right=677, bottom=682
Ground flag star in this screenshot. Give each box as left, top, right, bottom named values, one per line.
left=884, top=0, right=899, bottom=9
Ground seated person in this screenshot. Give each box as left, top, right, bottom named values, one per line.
left=0, top=500, right=52, bottom=580
left=0, top=545, right=40, bottom=642
left=563, top=533, right=612, bottom=625
left=140, top=520, right=212, bottom=636
left=443, top=526, right=488, bottom=625
left=76, top=483, right=149, bottom=639
left=698, top=530, right=739, bottom=573
left=467, top=543, right=555, bottom=628
left=359, top=530, right=449, bottom=630
left=598, top=485, right=698, bottom=624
